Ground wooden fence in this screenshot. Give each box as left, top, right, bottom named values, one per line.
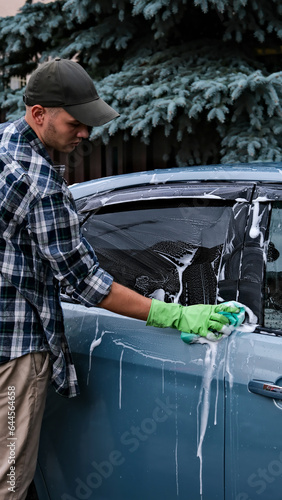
left=51, top=128, right=171, bottom=184
left=0, top=110, right=172, bottom=182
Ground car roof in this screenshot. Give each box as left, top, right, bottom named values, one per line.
left=70, top=162, right=282, bottom=200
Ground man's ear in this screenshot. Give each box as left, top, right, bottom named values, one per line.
left=31, top=105, right=46, bottom=125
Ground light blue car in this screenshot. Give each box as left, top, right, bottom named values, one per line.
left=33, top=164, right=282, bottom=500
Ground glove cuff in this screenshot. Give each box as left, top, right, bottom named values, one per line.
left=146, top=299, right=182, bottom=329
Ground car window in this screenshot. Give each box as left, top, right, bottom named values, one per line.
left=265, top=201, right=282, bottom=329
left=81, top=198, right=236, bottom=306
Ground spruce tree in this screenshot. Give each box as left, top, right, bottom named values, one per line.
left=1, top=0, right=282, bottom=165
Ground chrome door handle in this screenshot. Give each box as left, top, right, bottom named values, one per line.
left=248, top=379, right=282, bottom=400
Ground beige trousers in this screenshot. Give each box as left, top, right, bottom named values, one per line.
left=0, top=352, right=51, bottom=500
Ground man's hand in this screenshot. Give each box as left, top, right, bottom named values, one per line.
left=146, top=300, right=245, bottom=342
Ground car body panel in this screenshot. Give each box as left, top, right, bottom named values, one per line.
left=225, top=330, right=282, bottom=500
left=37, top=305, right=228, bottom=499
left=222, top=183, right=282, bottom=499
left=34, top=164, right=282, bottom=500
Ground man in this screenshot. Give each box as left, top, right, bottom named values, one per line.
left=0, top=58, right=239, bottom=499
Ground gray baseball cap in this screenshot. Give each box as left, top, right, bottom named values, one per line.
left=23, top=58, right=119, bottom=127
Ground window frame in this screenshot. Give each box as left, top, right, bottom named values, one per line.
left=69, top=182, right=257, bottom=309
left=243, top=185, right=282, bottom=330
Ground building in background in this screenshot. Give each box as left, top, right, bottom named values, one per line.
left=0, top=0, right=54, bottom=17
left=1, top=0, right=25, bottom=17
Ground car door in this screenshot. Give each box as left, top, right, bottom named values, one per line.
left=35, top=181, right=254, bottom=500
left=225, top=185, right=282, bottom=500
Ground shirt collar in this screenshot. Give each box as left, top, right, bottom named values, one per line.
left=14, top=117, right=66, bottom=177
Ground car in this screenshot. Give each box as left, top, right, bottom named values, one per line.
left=33, top=163, right=282, bottom=500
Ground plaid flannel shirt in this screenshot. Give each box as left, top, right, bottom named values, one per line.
left=0, top=117, right=113, bottom=397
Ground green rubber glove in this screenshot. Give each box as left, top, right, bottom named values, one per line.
left=180, top=301, right=246, bottom=343
left=146, top=299, right=241, bottom=341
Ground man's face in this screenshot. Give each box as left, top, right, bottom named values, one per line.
left=40, top=108, right=89, bottom=153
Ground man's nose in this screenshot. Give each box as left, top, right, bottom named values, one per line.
left=77, top=124, right=89, bottom=139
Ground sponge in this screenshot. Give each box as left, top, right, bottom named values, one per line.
left=181, top=301, right=246, bottom=344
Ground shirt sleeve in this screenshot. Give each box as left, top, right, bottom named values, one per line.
left=28, top=189, right=113, bottom=306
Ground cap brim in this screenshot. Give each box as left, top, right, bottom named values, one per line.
left=63, top=97, right=119, bottom=127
